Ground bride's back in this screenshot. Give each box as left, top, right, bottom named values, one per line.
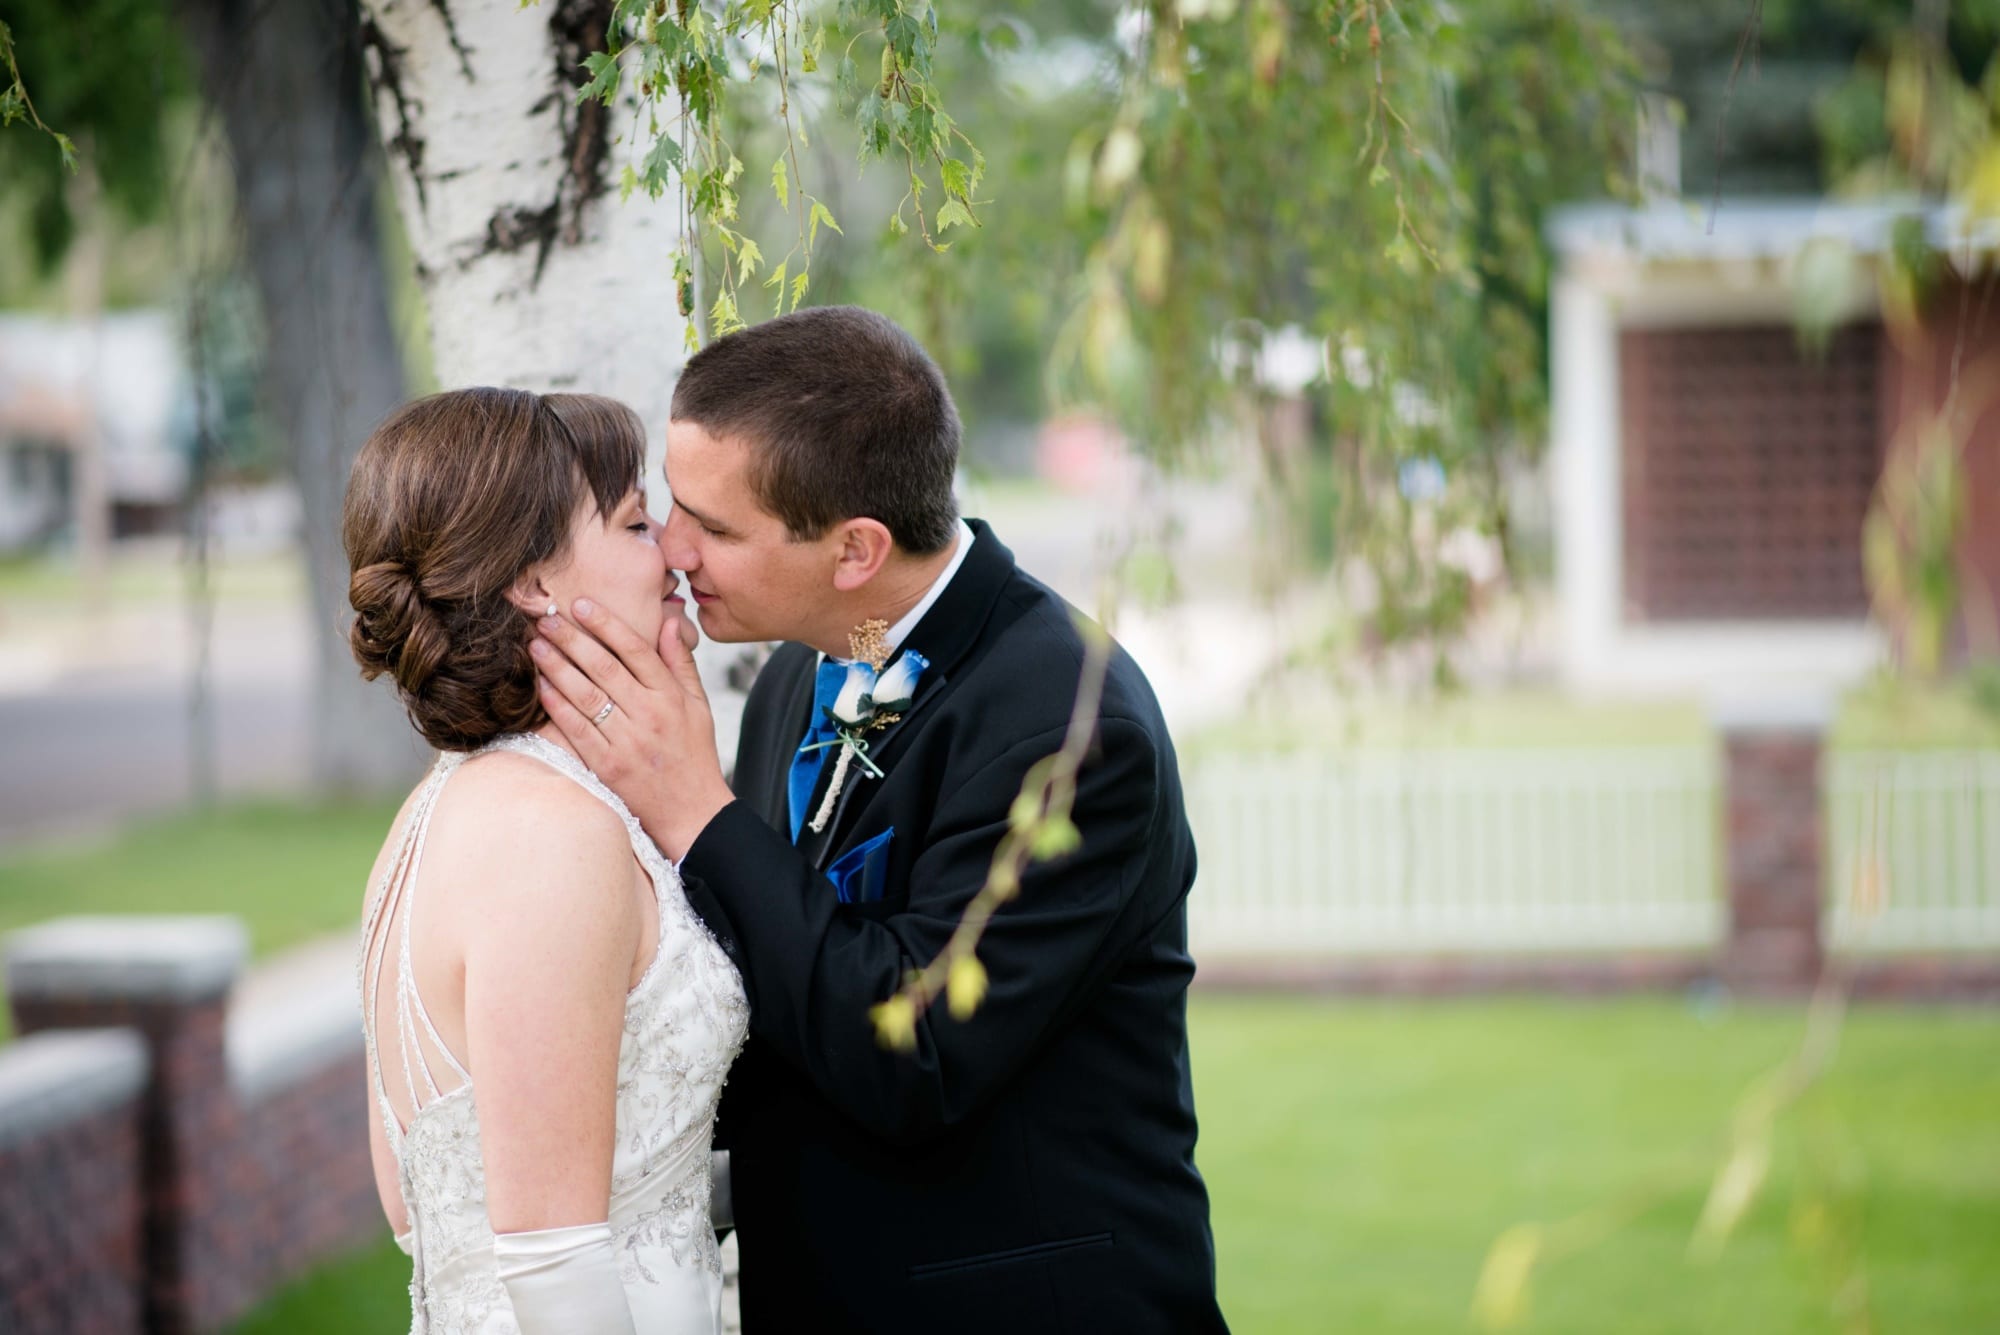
left=340, top=388, right=747, bottom=1333
left=357, top=747, right=657, bottom=1144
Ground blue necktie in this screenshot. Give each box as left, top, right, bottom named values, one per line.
left=788, top=659, right=849, bottom=841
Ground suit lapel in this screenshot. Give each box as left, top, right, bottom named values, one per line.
left=800, top=521, right=1017, bottom=866
left=744, top=644, right=819, bottom=832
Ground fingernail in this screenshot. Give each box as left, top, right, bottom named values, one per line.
left=538, top=615, right=558, bottom=633
left=529, top=638, right=550, bottom=658
left=573, top=598, right=595, bottom=618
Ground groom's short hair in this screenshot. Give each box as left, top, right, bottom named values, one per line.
left=671, top=305, right=960, bottom=554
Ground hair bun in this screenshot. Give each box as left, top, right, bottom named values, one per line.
left=348, top=559, right=447, bottom=696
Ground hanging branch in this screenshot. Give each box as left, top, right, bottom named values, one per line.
left=0, top=18, right=75, bottom=169
left=870, top=616, right=1114, bottom=1049
left=569, top=0, right=981, bottom=342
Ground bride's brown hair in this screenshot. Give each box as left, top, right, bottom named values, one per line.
left=343, top=388, right=646, bottom=752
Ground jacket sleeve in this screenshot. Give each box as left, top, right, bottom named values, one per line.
left=678, top=715, right=1161, bottom=1145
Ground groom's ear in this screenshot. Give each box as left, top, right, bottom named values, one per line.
left=829, top=519, right=895, bottom=594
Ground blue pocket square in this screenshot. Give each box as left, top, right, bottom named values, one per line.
left=826, top=828, right=895, bottom=905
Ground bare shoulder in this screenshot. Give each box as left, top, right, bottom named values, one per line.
left=426, top=749, right=637, bottom=907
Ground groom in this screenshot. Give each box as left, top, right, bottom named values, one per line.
left=533, top=306, right=1226, bottom=1334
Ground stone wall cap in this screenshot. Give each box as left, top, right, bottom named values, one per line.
left=4, top=915, right=249, bottom=1002
left=228, top=935, right=364, bottom=1104
left=1706, top=690, right=1836, bottom=734
left=0, top=1028, right=148, bottom=1148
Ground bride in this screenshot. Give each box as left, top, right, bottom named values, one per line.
left=343, top=388, right=747, bottom=1334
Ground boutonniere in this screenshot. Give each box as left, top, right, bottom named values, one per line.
left=804, top=620, right=929, bottom=834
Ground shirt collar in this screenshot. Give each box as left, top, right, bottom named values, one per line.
left=819, top=517, right=977, bottom=664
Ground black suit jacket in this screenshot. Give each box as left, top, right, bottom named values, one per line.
left=679, top=521, right=1226, bottom=1334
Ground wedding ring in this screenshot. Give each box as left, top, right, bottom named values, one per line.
left=591, top=700, right=616, bottom=726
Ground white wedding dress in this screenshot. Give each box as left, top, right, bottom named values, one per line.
left=358, top=733, right=749, bottom=1334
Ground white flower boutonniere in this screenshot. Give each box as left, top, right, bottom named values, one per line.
left=804, top=648, right=930, bottom=834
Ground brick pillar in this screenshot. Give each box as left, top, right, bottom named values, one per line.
left=6, top=916, right=248, bottom=1335
left=0, top=1029, right=149, bottom=1335
left=1715, top=704, right=1828, bottom=994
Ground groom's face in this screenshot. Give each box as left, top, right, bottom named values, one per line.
left=662, top=419, right=839, bottom=644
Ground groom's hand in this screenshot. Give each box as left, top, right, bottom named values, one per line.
left=531, top=600, right=734, bottom=862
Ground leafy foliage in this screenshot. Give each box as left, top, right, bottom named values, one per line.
left=575, top=0, right=983, bottom=343
left=0, top=0, right=189, bottom=268
left=1050, top=1, right=1637, bottom=651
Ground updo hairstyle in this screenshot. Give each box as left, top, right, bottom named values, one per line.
left=342, top=388, right=646, bottom=751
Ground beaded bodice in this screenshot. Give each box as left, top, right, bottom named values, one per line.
left=358, top=733, right=748, bottom=1334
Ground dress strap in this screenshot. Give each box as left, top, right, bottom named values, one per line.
left=358, top=750, right=470, bottom=1138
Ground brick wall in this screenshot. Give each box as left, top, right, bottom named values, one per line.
left=1618, top=323, right=1885, bottom=623
left=1, top=919, right=384, bottom=1334
left=1720, top=722, right=1827, bottom=994
left=0, top=1030, right=147, bottom=1335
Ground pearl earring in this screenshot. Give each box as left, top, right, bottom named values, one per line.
left=546, top=602, right=558, bottom=618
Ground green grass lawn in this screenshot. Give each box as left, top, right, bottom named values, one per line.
left=228, top=998, right=2000, bottom=1335
left=5, top=798, right=1997, bottom=1334
left=0, top=799, right=399, bottom=1040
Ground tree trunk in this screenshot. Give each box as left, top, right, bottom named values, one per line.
left=354, top=0, right=756, bottom=761
left=176, top=0, right=428, bottom=793
left=355, top=0, right=687, bottom=427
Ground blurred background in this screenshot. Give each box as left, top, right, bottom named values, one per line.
left=1, top=1, right=1997, bottom=1332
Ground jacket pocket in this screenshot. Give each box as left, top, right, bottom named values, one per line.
left=908, top=1232, right=1114, bottom=1281
left=825, top=827, right=895, bottom=904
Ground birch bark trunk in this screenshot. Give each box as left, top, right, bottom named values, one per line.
left=356, top=0, right=752, bottom=760
left=356, top=0, right=687, bottom=426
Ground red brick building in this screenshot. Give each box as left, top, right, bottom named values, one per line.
left=1548, top=201, right=1999, bottom=696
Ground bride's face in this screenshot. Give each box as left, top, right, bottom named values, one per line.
left=534, top=485, right=696, bottom=653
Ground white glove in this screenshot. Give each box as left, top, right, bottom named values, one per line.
left=493, top=1221, right=638, bottom=1335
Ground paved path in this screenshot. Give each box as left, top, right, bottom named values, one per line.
left=0, top=474, right=1290, bottom=853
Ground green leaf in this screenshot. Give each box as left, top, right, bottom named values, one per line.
left=771, top=156, right=789, bottom=211
left=709, top=289, right=743, bottom=336
left=946, top=954, right=987, bottom=1020
left=1029, top=815, right=1081, bottom=861
left=53, top=132, right=75, bottom=172
left=886, top=12, right=922, bottom=62
left=887, top=211, right=908, bottom=237
left=619, top=163, right=639, bottom=203
left=1368, top=163, right=1391, bottom=188
left=734, top=234, right=763, bottom=279
left=763, top=259, right=788, bottom=317
left=640, top=133, right=683, bottom=198
left=869, top=994, right=917, bottom=1051
left=578, top=50, right=621, bottom=106
left=808, top=199, right=843, bottom=247
left=790, top=269, right=810, bottom=312
left=941, top=156, right=971, bottom=200
left=935, top=198, right=975, bottom=231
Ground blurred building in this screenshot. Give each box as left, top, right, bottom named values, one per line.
left=1548, top=200, right=2000, bottom=697
left=0, top=311, right=189, bottom=552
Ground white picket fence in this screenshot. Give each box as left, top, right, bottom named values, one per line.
left=1824, top=750, right=2000, bottom=951
left=1183, top=747, right=1723, bottom=955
